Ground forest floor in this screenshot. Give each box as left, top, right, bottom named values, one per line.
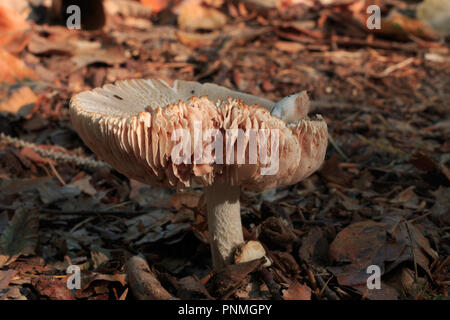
left=0, top=0, right=449, bottom=300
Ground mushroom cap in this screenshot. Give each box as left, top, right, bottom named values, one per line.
left=70, top=79, right=328, bottom=191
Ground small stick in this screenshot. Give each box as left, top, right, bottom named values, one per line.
left=315, top=275, right=340, bottom=300
left=125, top=255, right=175, bottom=300
left=328, top=134, right=349, bottom=161
left=48, top=162, right=66, bottom=185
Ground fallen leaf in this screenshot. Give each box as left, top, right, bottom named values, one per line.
left=259, top=216, right=297, bottom=251
left=67, top=175, right=97, bottom=196
left=32, top=277, right=75, bottom=300
left=390, top=186, right=421, bottom=209
left=282, top=281, right=311, bottom=300
left=271, top=251, right=299, bottom=275
left=0, top=207, right=39, bottom=268
left=0, top=269, right=17, bottom=291
left=178, top=0, right=227, bottom=31
left=90, top=247, right=111, bottom=270
left=319, top=155, right=352, bottom=187
left=298, top=227, right=329, bottom=265
left=140, top=0, right=170, bottom=13
left=177, top=275, right=213, bottom=299
left=71, top=41, right=127, bottom=68
left=104, top=0, right=154, bottom=18
left=430, top=187, right=450, bottom=226
left=170, top=191, right=202, bottom=210
left=0, top=4, right=28, bottom=47
left=352, top=281, right=399, bottom=300
left=410, top=152, right=450, bottom=186
left=1, top=286, right=27, bottom=300
left=0, top=48, right=36, bottom=84
left=207, top=258, right=265, bottom=298
left=176, top=30, right=218, bottom=49
left=75, top=272, right=127, bottom=299
left=0, top=86, right=37, bottom=113
left=329, top=216, right=438, bottom=287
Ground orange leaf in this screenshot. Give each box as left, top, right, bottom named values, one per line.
left=140, top=0, right=170, bottom=13
left=0, top=5, right=28, bottom=47
left=0, top=49, right=36, bottom=84
left=0, top=85, right=37, bottom=113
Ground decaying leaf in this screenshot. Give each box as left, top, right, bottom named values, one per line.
left=0, top=207, right=39, bottom=268
left=282, top=281, right=312, bottom=300
left=329, top=216, right=438, bottom=287
left=259, top=217, right=297, bottom=251
left=31, top=277, right=74, bottom=300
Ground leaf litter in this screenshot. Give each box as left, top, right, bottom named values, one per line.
left=0, top=0, right=449, bottom=300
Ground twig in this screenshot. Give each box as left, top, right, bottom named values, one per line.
left=48, top=162, right=66, bottom=185
left=125, top=255, right=176, bottom=300
left=0, top=132, right=108, bottom=169
left=378, top=57, right=415, bottom=78
left=315, top=275, right=340, bottom=300
left=38, top=208, right=153, bottom=218
left=405, top=222, right=419, bottom=282
left=328, top=133, right=349, bottom=161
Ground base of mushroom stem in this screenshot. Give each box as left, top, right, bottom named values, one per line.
left=205, top=182, right=244, bottom=270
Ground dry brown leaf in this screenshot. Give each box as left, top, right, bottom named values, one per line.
left=105, top=0, right=154, bottom=18
left=0, top=269, right=17, bottom=291
left=329, top=216, right=438, bottom=287
left=0, top=49, right=36, bottom=84
left=176, top=30, right=218, bottom=48
left=208, top=258, right=265, bottom=298
left=282, top=281, right=312, bottom=300
left=0, top=4, right=28, bottom=47
left=390, top=186, right=422, bottom=210
left=0, top=86, right=37, bottom=113
left=319, top=155, right=352, bottom=187
left=170, top=191, right=202, bottom=210
left=178, top=0, right=227, bottom=31
left=0, top=208, right=39, bottom=268
left=32, top=277, right=75, bottom=300
left=67, top=176, right=97, bottom=196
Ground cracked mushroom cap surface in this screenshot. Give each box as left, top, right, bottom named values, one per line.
left=70, top=79, right=328, bottom=191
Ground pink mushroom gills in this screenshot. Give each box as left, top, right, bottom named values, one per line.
left=69, top=79, right=328, bottom=270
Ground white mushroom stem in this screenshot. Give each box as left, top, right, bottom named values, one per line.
left=205, top=182, right=244, bottom=270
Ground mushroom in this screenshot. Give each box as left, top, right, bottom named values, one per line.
left=69, top=79, right=328, bottom=270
